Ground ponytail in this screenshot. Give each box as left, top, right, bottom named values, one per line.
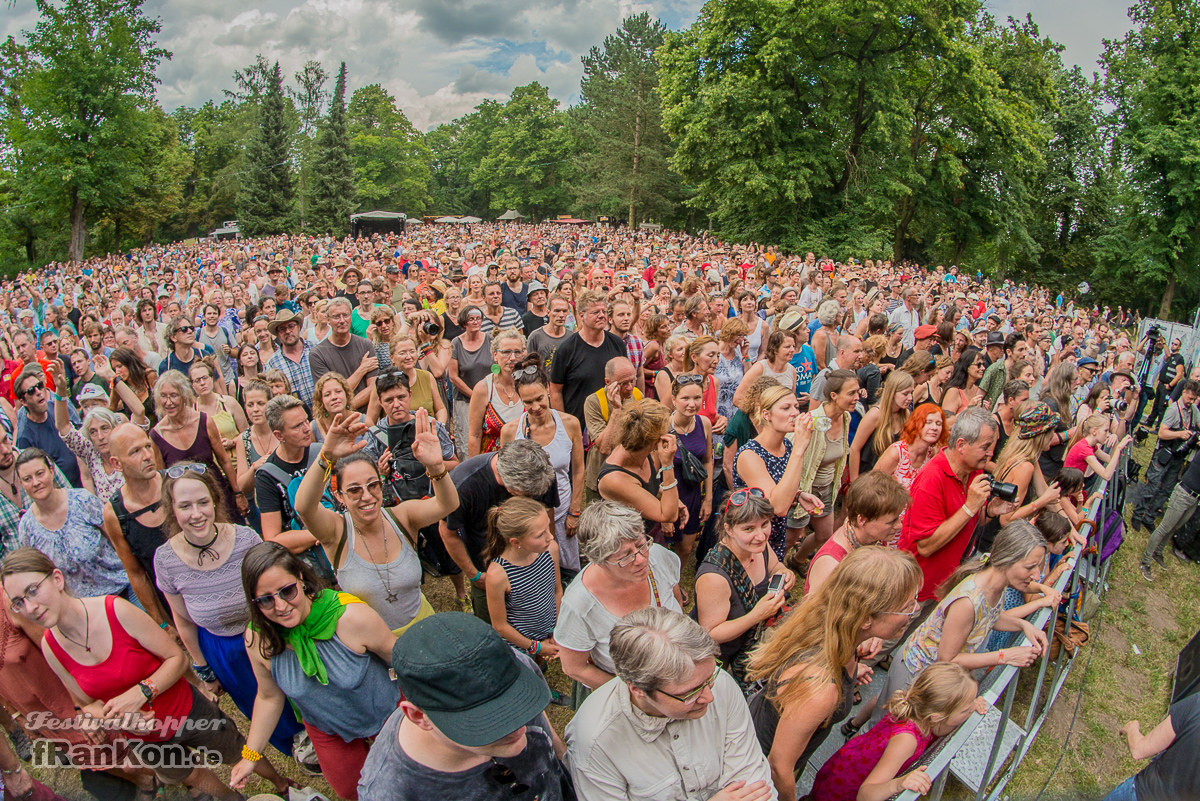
left=885, top=662, right=978, bottom=736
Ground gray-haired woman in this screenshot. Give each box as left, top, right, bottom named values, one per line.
left=555, top=500, right=684, bottom=704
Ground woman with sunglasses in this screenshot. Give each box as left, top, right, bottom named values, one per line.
left=941, top=348, right=986, bottom=421
left=305, top=298, right=331, bottom=343
left=746, top=547, right=923, bottom=801
left=448, top=305, right=492, bottom=459
left=153, top=461, right=304, bottom=758
left=555, top=500, right=684, bottom=704
left=294, top=408, right=456, bottom=635
left=694, top=488, right=794, bottom=690
left=233, top=542, right=400, bottom=799
left=1, top=547, right=292, bottom=801
left=150, top=371, right=247, bottom=520
left=367, top=305, right=400, bottom=369
left=467, top=327, right=525, bottom=457
left=499, top=355, right=585, bottom=579
left=667, top=373, right=713, bottom=562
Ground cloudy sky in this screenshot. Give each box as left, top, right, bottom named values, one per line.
left=3, top=0, right=1135, bottom=131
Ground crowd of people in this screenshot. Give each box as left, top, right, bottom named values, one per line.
left=0, top=221, right=1187, bottom=801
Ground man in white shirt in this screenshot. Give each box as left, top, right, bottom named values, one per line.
left=566, top=608, right=776, bottom=801
left=888, top=287, right=921, bottom=349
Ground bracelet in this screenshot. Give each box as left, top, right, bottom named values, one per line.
left=997, top=650, right=1006, bottom=666
left=193, top=663, right=217, bottom=683
left=660, top=480, right=679, bottom=492
left=0, top=765, right=22, bottom=776
left=526, top=640, right=541, bottom=656
left=425, top=466, right=449, bottom=482
left=241, top=745, right=263, bottom=763
left=159, top=621, right=170, bottom=630
left=318, top=451, right=336, bottom=471
left=137, top=679, right=158, bottom=701
left=470, top=571, right=484, bottom=583
left=961, top=504, right=978, bottom=518
left=566, top=511, right=580, bottom=518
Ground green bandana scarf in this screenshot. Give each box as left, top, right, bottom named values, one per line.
left=273, top=589, right=363, bottom=685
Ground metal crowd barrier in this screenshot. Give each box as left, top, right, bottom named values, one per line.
left=893, top=459, right=1125, bottom=801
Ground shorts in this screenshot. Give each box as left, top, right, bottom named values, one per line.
left=129, top=686, right=243, bottom=783
left=786, top=482, right=835, bottom=528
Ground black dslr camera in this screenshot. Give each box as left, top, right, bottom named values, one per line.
left=986, top=475, right=1020, bottom=503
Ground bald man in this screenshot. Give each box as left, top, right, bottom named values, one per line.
left=582, top=357, right=642, bottom=506
left=808, top=336, right=866, bottom=410
left=101, top=423, right=171, bottom=624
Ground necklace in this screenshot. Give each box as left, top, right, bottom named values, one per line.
left=359, top=521, right=398, bottom=604
left=844, top=523, right=863, bottom=550
left=0, top=464, right=17, bottom=500
left=57, top=600, right=91, bottom=653
left=496, top=378, right=517, bottom=404
left=185, top=527, right=222, bottom=565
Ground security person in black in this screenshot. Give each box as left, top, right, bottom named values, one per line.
left=1141, top=444, right=1200, bottom=580
left=1146, top=338, right=1187, bottom=430
left=1132, top=379, right=1200, bottom=541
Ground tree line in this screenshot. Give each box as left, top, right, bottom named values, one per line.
left=1, top=0, right=1198, bottom=318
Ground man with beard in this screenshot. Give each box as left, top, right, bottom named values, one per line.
left=308, top=297, right=378, bottom=408
left=266, top=310, right=315, bottom=407
left=101, top=423, right=172, bottom=624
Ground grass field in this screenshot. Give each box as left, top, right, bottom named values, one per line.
left=25, top=436, right=1200, bottom=800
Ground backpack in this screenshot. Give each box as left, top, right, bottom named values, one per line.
left=365, top=422, right=430, bottom=504
left=257, top=444, right=340, bottom=584
left=1091, top=509, right=1124, bottom=564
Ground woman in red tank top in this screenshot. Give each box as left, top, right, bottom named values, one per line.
left=0, top=547, right=291, bottom=799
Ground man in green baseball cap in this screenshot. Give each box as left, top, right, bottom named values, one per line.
left=357, top=613, right=575, bottom=800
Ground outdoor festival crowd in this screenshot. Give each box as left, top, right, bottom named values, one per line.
left=0, top=221, right=1192, bottom=801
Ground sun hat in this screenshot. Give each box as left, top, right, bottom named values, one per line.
left=391, top=613, right=549, bottom=747
left=267, top=309, right=302, bottom=334
left=777, top=306, right=806, bottom=332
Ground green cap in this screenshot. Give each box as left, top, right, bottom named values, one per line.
left=391, top=613, right=550, bottom=747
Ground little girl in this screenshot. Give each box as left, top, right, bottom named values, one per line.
left=1055, top=468, right=1100, bottom=531
left=1063, top=414, right=1132, bottom=490
left=810, top=662, right=987, bottom=801
left=484, top=496, right=563, bottom=662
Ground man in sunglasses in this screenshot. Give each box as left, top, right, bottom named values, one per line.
left=157, top=316, right=215, bottom=377
left=566, top=607, right=773, bottom=801
left=359, top=613, right=574, bottom=801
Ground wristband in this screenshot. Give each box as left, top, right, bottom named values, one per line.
left=961, top=504, right=978, bottom=518
left=241, top=745, right=263, bottom=763
left=526, top=640, right=541, bottom=656
left=0, top=765, right=22, bottom=776
left=660, top=480, right=679, bottom=492
left=425, top=466, right=448, bottom=482
left=159, top=621, right=170, bottom=630
left=137, top=680, right=158, bottom=701
left=193, top=663, right=217, bottom=683
left=470, top=571, right=484, bottom=583
left=566, top=511, right=580, bottom=518
left=997, top=650, right=1006, bottom=666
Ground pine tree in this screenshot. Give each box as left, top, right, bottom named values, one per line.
left=307, top=62, right=356, bottom=235
left=238, top=61, right=296, bottom=236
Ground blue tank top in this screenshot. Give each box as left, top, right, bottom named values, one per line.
left=271, top=634, right=400, bottom=741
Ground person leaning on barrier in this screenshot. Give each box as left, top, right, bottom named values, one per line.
left=565, top=606, right=776, bottom=801
left=1130, top=379, right=1200, bottom=534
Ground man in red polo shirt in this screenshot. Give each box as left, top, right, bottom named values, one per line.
left=897, top=406, right=997, bottom=615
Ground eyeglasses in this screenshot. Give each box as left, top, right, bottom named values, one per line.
left=882, top=598, right=923, bottom=618
left=723, top=487, right=766, bottom=515
left=657, top=664, right=720, bottom=703
left=484, top=761, right=530, bottom=795
left=166, top=463, right=206, bottom=480
left=496, top=349, right=524, bottom=358
left=20, top=382, right=44, bottom=399
left=607, top=538, right=651, bottom=568
left=251, top=582, right=301, bottom=610
left=340, top=478, right=383, bottom=500
left=9, top=575, right=50, bottom=613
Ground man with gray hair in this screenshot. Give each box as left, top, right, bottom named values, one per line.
left=898, top=406, right=998, bottom=613
left=308, top=295, right=378, bottom=408
left=440, top=439, right=558, bottom=621
left=566, top=607, right=775, bottom=801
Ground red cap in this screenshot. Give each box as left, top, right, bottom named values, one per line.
left=914, top=324, right=937, bottom=340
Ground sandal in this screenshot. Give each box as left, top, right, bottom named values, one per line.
left=852, top=689, right=862, bottom=706
left=133, top=779, right=159, bottom=801
left=840, top=719, right=862, bottom=739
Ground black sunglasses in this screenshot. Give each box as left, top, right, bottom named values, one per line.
left=485, top=761, right=530, bottom=796
left=20, top=382, right=45, bottom=399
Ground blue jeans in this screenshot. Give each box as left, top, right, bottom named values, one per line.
left=1102, top=776, right=1137, bottom=801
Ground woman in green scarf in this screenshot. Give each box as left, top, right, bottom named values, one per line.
left=231, top=542, right=398, bottom=800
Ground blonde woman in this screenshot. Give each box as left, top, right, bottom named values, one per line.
left=311, top=372, right=367, bottom=443
left=849, top=371, right=915, bottom=481
left=653, top=334, right=690, bottom=408
left=792, top=369, right=857, bottom=566
left=746, top=547, right=923, bottom=801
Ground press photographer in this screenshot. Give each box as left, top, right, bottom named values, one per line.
left=1131, top=379, right=1200, bottom=538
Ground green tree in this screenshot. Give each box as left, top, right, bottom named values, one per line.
left=290, top=59, right=329, bottom=230
left=307, top=62, right=355, bottom=235
left=571, top=13, right=682, bottom=226
left=2, top=0, right=169, bottom=262
left=347, top=83, right=432, bottom=215
left=427, top=99, right=504, bottom=215
left=238, top=61, right=296, bottom=236
left=1100, top=0, right=1200, bottom=319
left=472, top=83, right=573, bottom=219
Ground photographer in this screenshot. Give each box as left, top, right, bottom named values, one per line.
left=1131, top=379, right=1200, bottom=535
left=1139, top=436, right=1200, bottom=580
left=1145, top=337, right=1186, bottom=430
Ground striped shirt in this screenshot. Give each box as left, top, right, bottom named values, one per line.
left=497, top=550, right=558, bottom=641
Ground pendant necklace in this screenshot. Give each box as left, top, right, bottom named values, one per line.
left=58, top=600, right=92, bottom=653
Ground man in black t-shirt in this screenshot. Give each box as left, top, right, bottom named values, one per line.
left=439, top=440, right=556, bottom=622
left=1147, top=338, right=1187, bottom=429
left=255, top=396, right=321, bottom=557
left=1107, top=692, right=1200, bottom=801
left=1142, top=442, right=1200, bottom=574
left=520, top=280, right=549, bottom=336
left=549, top=289, right=628, bottom=425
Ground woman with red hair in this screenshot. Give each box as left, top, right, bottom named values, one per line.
left=873, top=404, right=948, bottom=534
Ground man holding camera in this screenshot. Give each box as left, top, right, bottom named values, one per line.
left=1145, top=337, right=1186, bottom=430
left=1131, top=379, right=1200, bottom=537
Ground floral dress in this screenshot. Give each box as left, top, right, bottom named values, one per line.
left=714, top=354, right=744, bottom=422
left=733, top=438, right=791, bottom=560
left=17, top=490, right=129, bottom=598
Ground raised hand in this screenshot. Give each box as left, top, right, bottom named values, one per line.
left=411, top=407, right=444, bottom=468
left=322, top=412, right=368, bottom=462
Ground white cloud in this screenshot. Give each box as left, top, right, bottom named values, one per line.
left=3, top=0, right=1135, bottom=130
